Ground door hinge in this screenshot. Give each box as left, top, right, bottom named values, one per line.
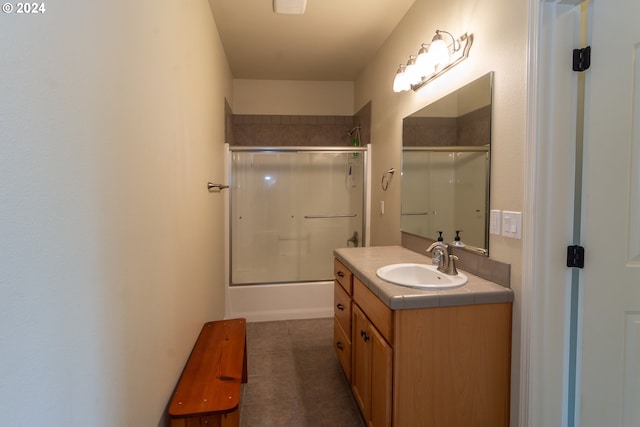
left=567, top=245, right=585, bottom=268
left=573, top=46, right=591, bottom=72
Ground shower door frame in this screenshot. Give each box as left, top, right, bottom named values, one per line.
left=225, top=144, right=370, bottom=287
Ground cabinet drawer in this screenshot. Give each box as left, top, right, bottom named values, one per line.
left=333, top=317, right=352, bottom=380
left=334, top=259, right=353, bottom=294
left=334, top=281, right=352, bottom=334
left=353, top=277, right=393, bottom=344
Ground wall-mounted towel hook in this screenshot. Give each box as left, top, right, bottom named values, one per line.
left=208, top=182, right=229, bottom=192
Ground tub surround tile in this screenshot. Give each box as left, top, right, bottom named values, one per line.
left=228, top=104, right=372, bottom=149
left=232, top=114, right=356, bottom=147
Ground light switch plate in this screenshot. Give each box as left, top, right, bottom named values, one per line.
left=273, top=0, right=307, bottom=14
left=490, top=210, right=502, bottom=235
left=501, top=211, right=522, bottom=239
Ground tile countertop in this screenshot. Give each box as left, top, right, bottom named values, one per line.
left=334, top=246, right=514, bottom=310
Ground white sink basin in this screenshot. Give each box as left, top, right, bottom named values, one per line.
left=376, top=263, right=467, bottom=290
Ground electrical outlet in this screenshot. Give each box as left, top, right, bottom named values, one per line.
left=501, top=211, right=522, bottom=239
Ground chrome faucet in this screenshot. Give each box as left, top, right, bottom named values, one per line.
left=426, top=242, right=459, bottom=275
left=427, top=242, right=449, bottom=273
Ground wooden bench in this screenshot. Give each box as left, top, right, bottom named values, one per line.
left=168, top=318, right=247, bottom=427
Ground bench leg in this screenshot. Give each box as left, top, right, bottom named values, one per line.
left=222, top=406, right=240, bottom=427
left=242, top=334, right=248, bottom=384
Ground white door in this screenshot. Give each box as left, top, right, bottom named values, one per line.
left=580, top=0, right=640, bottom=426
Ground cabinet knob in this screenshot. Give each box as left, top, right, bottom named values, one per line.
left=336, top=303, right=344, bottom=311
left=336, top=341, right=344, bottom=351
left=337, top=271, right=345, bottom=278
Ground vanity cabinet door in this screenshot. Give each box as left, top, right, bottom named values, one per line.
left=352, top=305, right=371, bottom=420
left=352, top=304, right=392, bottom=427
left=369, top=325, right=392, bottom=427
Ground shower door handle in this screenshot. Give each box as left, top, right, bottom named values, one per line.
left=304, top=214, right=357, bottom=219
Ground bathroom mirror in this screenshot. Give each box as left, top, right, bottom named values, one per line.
left=401, top=72, right=493, bottom=254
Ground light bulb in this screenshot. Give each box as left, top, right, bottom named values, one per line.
left=392, top=65, right=410, bottom=92
left=404, top=56, right=422, bottom=86
left=430, top=33, right=450, bottom=69
left=415, top=45, right=436, bottom=78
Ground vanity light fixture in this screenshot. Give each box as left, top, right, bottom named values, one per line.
left=393, top=30, right=473, bottom=92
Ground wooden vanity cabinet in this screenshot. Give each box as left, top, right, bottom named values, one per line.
left=333, top=259, right=353, bottom=381
left=334, top=257, right=512, bottom=427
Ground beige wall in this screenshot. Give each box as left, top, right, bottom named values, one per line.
left=232, top=79, right=354, bottom=115
left=0, top=0, right=529, bottom=423
left=354, top=0, right=528, bottom=424
left=0, top=1, right=231, bottom=425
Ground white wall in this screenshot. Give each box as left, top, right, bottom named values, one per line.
left=0, top=1, right=231, bottom=425
left=233, top=79, right=354, bottom=115
left=354, top=0, right=528, bottom=424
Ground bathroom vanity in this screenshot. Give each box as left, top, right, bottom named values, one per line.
left=333, top=246, right=513, bottom=427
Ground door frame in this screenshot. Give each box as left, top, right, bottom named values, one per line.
left=522, top=1, right=586, bottom=426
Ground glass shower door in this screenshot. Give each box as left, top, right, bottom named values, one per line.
left=231, top=150, right=364, bottom=285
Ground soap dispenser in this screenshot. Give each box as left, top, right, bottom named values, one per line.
left=432, top=231, right=444, bottom=265
left=453, top=230, right=466, bottom=247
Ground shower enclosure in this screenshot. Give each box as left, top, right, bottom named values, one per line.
left=228, top=146, right=367, bottom=287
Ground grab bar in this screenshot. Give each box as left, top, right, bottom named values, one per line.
left=304, top=214, right=357, bottom=219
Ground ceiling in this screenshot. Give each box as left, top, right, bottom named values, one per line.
left=208, top=0, right=416, bottom=81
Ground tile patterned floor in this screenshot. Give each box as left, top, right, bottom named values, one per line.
left=240, top=318, right=364, bottom=427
